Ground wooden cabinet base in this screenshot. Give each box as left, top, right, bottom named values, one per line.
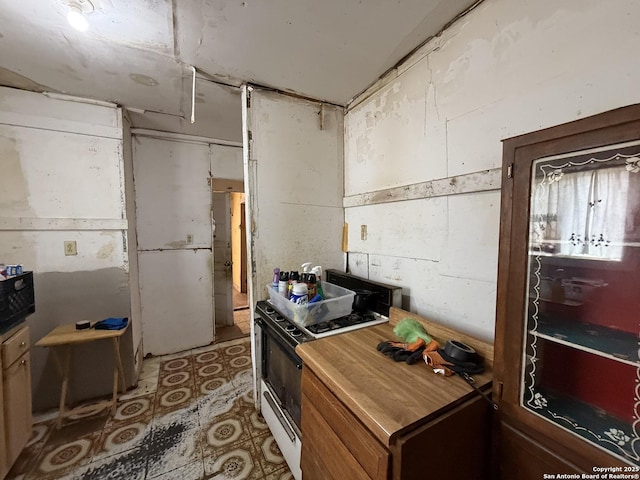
left=497, top=422, right=581, bottom=480
left=0, top=324, right=33, bottom=479
left=301, top=372, right=388, bottom=480
left=3, top=350, right=32, bottom=466
left=301, top=367, right=491, bottom=480
left=392, top=395, right=491, bottom=480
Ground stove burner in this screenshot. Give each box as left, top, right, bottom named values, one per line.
left=305, top=311, right=378, bottom=335
left=314, top=324, right=331, bottom=334
left=346, top=313, right=375, bottom=325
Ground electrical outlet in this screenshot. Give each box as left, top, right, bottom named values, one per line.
left=360, top=225, right=367, bottom=241
left=64, top=241, right=77, bottom=256
left=186, top=234, right=194, bottom=245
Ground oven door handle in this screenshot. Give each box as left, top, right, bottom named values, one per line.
left=263, top=389, right=297, bottom=442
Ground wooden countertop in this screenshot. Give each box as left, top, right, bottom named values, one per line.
left=296, top=307, right=493, bottom=447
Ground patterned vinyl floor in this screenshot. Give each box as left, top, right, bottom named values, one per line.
left=7, top=337, right=292, bottom=480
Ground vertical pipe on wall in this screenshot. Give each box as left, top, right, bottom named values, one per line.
left=191, top=66, right=197, bottom=124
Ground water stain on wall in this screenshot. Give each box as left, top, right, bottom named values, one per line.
left=129, top=73, right=159, bottom=87
left=0, top=135, right=33, bottom=215
left=96, top=242, right=116, bottom=260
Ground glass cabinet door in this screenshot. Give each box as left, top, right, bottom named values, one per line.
left=522, top=140, right=640, bottom=464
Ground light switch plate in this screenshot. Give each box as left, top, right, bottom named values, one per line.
left=64, top=241, right=77, bottom=256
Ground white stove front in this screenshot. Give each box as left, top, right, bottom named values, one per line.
left=260, top=380, right=302, bottom=480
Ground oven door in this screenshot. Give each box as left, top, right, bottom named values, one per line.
left=256, top=315, right=303, bottom=434
left=255, top=316, right=303, bottom=480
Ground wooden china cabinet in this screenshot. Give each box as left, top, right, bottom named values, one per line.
left=494, top=104, right=640, bottom=478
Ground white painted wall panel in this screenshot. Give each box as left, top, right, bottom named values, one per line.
left=138, top=249, right=213, bottom=356
left=347, top=252, right=369, bottom=278
left=133, top=135, right=216, bottom=354
left=2, top=231, right=128, bottom=272
left=439, top=191, right=500, bottom=283
left=347, top=0, right=640, bottom=189
left=0, top=88, right=135, bottom=411
left=211, top=144, right=243, bottom=181
left=246, top=90, right=345, bottom=302
left=345, top=59, right=447, bottom=196
left=122, top=117, right=143, bottom=373
left=434, top=0, right=640, bottom=126
left=0, top=126, right=124, bottom=220
left=0, top=87, right=120, bottom=130
left=133, top=137, right=212, bottom=250
left=368, top=254, right=495, bottom=341
left=345, top=0, right=640, bottom=340
left=345, top=197, right=446, bottom=261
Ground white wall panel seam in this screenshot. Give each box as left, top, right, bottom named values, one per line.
left=0, top=113, right=123, bottom=139
left=0, top=218, right=128, bottom=230
left=343, top=168, right=501, bottom=207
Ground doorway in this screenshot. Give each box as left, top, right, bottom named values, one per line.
left=231, top=193, right=248, bottom=308
left=214, top=190, right=250, bottom=342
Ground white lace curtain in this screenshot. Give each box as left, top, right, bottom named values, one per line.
left=531, top=165, right=630, bottom=260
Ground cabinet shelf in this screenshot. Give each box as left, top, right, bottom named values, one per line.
left=529, top=316, right=638, bottom=367
left=525, top=388, right=639, bottom=465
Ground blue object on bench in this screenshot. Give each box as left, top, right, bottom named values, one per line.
left=94, top=317, right=128, bottom=330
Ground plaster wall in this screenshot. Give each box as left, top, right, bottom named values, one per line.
left=0, top=87, right=136, bottom=411
left=211, top=144, right=243, bottom=181
left=122, top=115, right=143, bottom=375
left=344, top=0, right=640, bottom=341
left=244, top=89, right=346, bottom=306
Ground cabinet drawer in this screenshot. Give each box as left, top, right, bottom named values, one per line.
left=302, top=369, right=389, bottom=480
left=2, top=326, right=30, bottom=368
left=302, top=395, right=372, bottom=480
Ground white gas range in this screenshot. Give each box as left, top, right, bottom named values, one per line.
left=253, top=270, right=402, bottom=480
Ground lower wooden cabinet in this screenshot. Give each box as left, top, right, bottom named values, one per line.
left=301, top=367, right=490, bottom=480
left=4, top=350, right=31, bottom=466
left=0, top=325, right=32, bottom=479
left=496, top=421, right=581, bottom=479
left=301, top=369, right=388, bottom=480
left=0, top=386, right=6, bottom=480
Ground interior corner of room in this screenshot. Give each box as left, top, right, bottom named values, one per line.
left=1, top=0, right=639, bottom=478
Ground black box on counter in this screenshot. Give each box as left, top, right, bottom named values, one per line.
left=0, top=271, right=35, bottom=332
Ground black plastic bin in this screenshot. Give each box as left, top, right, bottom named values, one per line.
left=0, top=271, right=35, bottom=333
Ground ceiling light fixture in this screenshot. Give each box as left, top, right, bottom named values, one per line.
left=66, top=0, right=94, bottom=32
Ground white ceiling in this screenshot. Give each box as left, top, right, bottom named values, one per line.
left=0, top=0, right=477, bottom=141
